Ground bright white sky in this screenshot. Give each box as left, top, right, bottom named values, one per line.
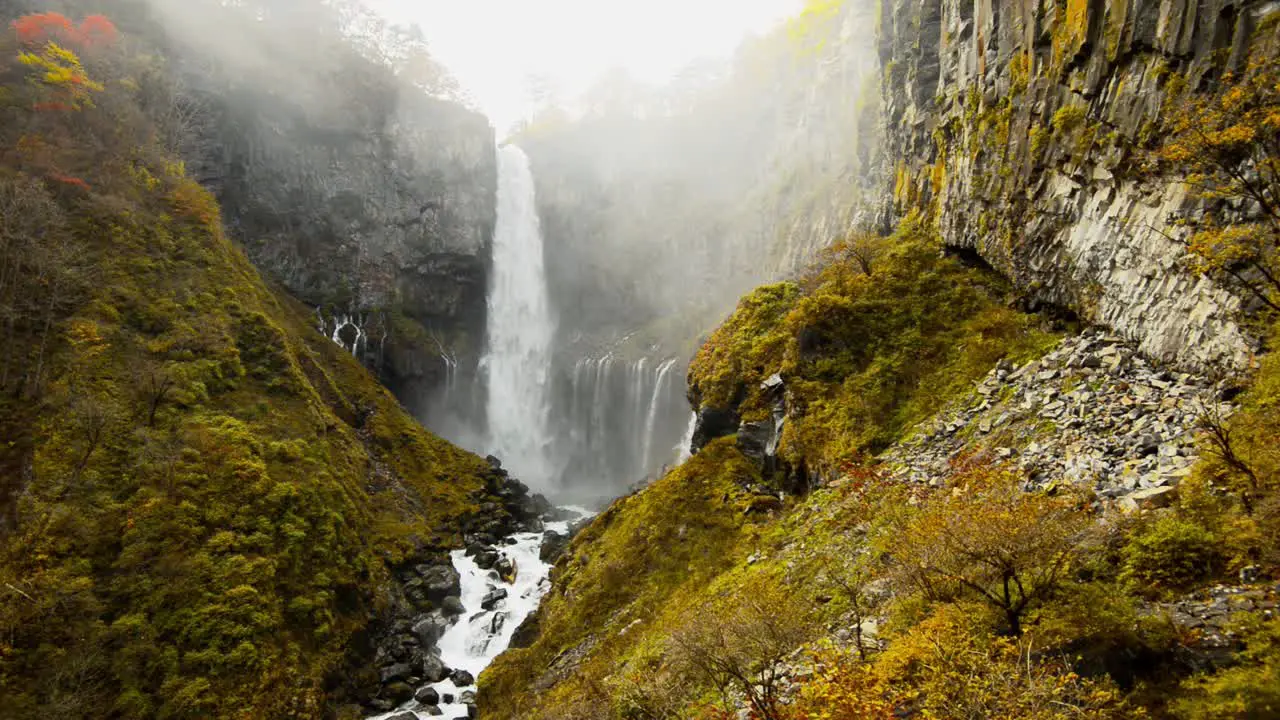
left=368, top=0, right=801, bottom=132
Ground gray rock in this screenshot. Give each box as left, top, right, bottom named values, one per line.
left=451, top=668, right=476, bottom=686
left=480, top=588, right=508, bottom=610
left=414, top=652, right=450, bottom=683
left=379, top=663, right=412, bottom=684
left=441, top=596, right=466, bottom=616
left=1120, top=486, right=1178, bottom=511
left=415, top=686, right=441, bottom=706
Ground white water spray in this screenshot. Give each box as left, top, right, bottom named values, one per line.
left=483, top=145, right=556, bottom=489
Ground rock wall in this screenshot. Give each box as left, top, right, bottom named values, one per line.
left=198, top=83, right=496, bottom=407
left=878, top=0, right=1277, bottom=372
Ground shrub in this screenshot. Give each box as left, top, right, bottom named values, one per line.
left=880, top=458, right=1093, bottom=636
left=875, top=605, right=1143, bottom=719
left=1171, top=614, right=1280, bottom=719
left=1120, top=515, right=1223, bottom=595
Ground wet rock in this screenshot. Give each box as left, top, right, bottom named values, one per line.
left=441, top=596, right=466, bottom=616
left=540, top=530, right=570, bottom=564
left=474, top=550, right=500, bottom=570
left=451, top=669, right=476, bottom=686
left=415, top=686, right=440, bottom=705
left=416, top=565, right=462, bottom=604
left=382, top=681, right=414, bottom=705
left=412, top=614, right=450, bottom=646
left=379, top=663, right=412, bottom=684
left=413, top=651, right=450, bottom=683
left=692, top=406, right=739, bottom=453
left=481, top=588, right=508, bottom=610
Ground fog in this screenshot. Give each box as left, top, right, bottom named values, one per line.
left=18, top=0, right=881, bottom=501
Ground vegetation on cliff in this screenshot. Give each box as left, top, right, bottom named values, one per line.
left=0, top=13, right=497, bottom=718
left=482, top=204, right=1280, bottom=718
left=688, top=214, right=1059, bottom=474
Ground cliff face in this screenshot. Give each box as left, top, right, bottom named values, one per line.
left=199, top=83, right=496, bottom=407
left=879, top=0, right=1274, bottom=372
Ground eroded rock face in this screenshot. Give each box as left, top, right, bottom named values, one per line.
left=191, top=75, right=497, bottom=408
left=877, top=0, right=1272, bottom=372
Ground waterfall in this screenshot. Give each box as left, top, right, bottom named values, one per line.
left=676, top=411, right=697, bottom=463
left=483, top=145, right=556, bottom=489
left=641, top=358, right=679, bottom=465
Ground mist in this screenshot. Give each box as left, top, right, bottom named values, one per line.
left=8, top=0, right=882, bottom=502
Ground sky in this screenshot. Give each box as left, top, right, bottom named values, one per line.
left=368, top=0, right=801, bottom=131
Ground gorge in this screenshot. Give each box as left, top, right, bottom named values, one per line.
left=2, top=0, right=1280, bottom=719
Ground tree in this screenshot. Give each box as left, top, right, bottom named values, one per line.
left=669, top=583, right=813, bottom=720
left=881, top=458, right=1092, bottom=636
left=1158, top=56, right=1280, bottom=311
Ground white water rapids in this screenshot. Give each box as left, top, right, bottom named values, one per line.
left=372, top=509, right=589, bottom=719
left=483, top=145, right=556, bottom=491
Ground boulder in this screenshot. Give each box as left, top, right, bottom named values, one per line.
left=451, top=668, right=476, bottom=686
left=1120, top=486, right=1178, bottom=512
left=474, top=550, right=500, bottom=570
left=417, top=565, right=462, bottom=604
left=441, top=596, right=466, bottom=616
left=382, top=681, right=414, bottom=705
left=539, top=530, right=569, bottom=564
left=379, top=663, right=412, bottom=684
left=414, top=686, right=440, bottom=705
left=412, top=614, right=450, bottom=646
left=480, top=588, right=508, bottom=610
left=413, top=651, right=450, bottom=683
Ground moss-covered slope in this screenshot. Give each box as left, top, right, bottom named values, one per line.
left=480, top=214, right=1280, bottom=719
left=0, top=18, right=502, bottom=719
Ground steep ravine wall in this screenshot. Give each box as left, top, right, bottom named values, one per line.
left=199, top=84, right=497, bottom=411
left=879, top=0, right=1275, bottom=372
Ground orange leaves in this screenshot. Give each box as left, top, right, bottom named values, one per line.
left=170, top=178, right=221, bottom=228
left=51, top=174, right=90, bottom=190
left=11, top=12, right=117, bottom=49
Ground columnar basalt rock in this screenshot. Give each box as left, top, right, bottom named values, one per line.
left=878, top=0, right=1275, bottom=372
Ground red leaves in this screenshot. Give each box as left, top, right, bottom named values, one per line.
left=11, top=12, right=117, bottom=49
left=51, top=174, right=90, bottom=190
left=77, top=15, right=118, bottom=48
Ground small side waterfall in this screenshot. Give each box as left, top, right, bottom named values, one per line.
left=552, top=354, right=688, bottom=500
left=483, top=146, right=556, bottom=489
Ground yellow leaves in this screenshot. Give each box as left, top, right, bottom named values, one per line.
left=66, top=318, right=107, bottom=358
left=15, top=41, right=103, bottom=109
left=1186, top=223, right=1271, bottom=276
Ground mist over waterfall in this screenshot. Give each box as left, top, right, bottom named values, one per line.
left=483, top=145, right=556, bottom=490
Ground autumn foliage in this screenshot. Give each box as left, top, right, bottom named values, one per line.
left=11, top=13, right=118, bottom=49
left=1158, top=57, right=1280, bottom=311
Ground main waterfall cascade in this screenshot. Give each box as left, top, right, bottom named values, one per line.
left=482, top=145, right=557, bottom=489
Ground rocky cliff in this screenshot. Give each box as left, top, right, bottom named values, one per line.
left=110, top=0, right=502, bottom=416
left=198, top=80, right=496, bottom=411
left=879, top=0, right=1276, bottom=372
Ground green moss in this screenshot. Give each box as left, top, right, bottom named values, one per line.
left=689, top=213, right=1058, bottom=471
left=0, top=69, right=493, bottom=719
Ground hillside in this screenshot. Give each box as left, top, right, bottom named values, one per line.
left=0, top=12, right=521, bottom=718
left=478, top=1, right=1280, bottom=718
